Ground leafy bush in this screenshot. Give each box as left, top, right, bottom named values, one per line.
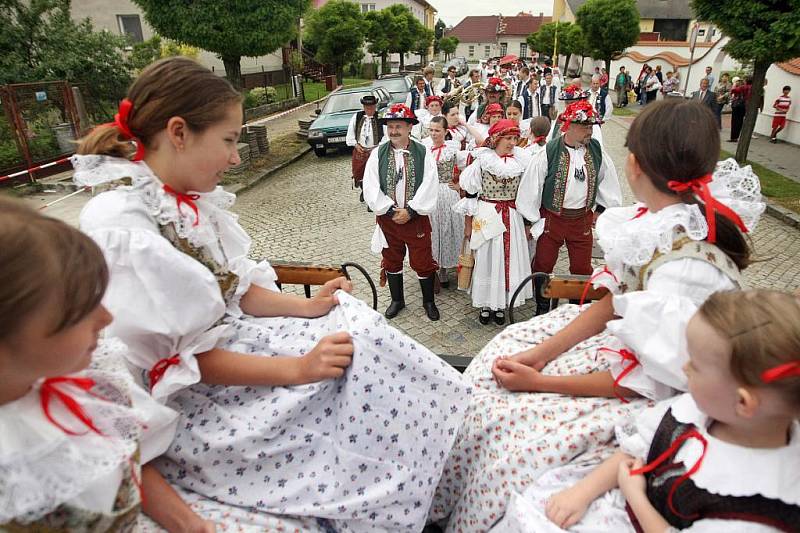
left=245, top=86, right=278, bottom=108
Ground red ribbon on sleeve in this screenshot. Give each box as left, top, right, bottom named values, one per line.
left=148, top=355, right=182, bottom=391
left=597, top=347, right=639, bottom=403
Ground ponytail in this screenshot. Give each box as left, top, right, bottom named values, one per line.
left=76, top=125, right=136, bottom=159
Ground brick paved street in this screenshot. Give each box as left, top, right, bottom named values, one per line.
left=234, top=117, right=800, bottom=358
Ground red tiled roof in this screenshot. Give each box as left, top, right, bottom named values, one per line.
left=499, top=15, right=551, bottom=36
left=446, top=16, right=498, bottom=42
left=778, top=58, right=800, bottom=76
left=446, top=15, right=552, bottom=42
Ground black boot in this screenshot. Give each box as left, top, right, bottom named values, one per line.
left=534, top=275, right=551, bottom=316
left=419, top=276, right=440, bottom=321
left=385, top=273, right=405, bottom=318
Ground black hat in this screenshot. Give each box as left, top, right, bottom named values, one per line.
left=360, top=95, right=378, bottom=105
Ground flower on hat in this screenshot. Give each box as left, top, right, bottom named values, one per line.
left=485, top=77, right=508, bottom=92
left=559, top=84, right=591, bottom=101
left=384, top=104, right=415, bottom=119
left=558, top=100, right=602, bottom=132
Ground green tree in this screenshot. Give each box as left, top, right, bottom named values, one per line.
left=692, top=0, right=800, bottom=164
left=413, top=27, right=435, bottom=65
left=365, top=9, right=392, bottom=75
left=576, top=0, right=639, bottom=73
left=383, top=4, right=423, bottom=71
left=433, top=18, right=446, bottom=54
left=129, top=36, right=162, bottom=72
left=439, top=36, right=459, bottom=61
left=527, top=21, right=580, bottom=71
left=1, top=0, right=132, bottom=110
left=303, top=0, right=366, bottom=84
left=132, top=0, right=309, bottom=89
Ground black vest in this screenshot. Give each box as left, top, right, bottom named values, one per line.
left=628, top=409, right=800, bottom=532
left=354, top=111, right=383, bottom=146
left=410, top=88, right=424, bottom=112
left=538, top=84, right=557, bottom=113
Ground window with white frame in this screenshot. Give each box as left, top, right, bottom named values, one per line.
left=500, top=42, right=507, bottom=56
left=468, top=45, right=475, bottom=57
left=361, top=3, right=375, bottom=13
left=484, top=45, right=491, bottom=58
left=520, top=42, right=527, bottom=58
left=117, top=14, right=143, bottom=43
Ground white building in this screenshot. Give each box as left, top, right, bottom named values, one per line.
left=445, top=13, right=551, bottom=63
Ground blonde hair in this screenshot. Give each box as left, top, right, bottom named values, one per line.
left=699, top=290, right=800, bottom=408
left=0, top=197, right=108, bottom=339
left=77, top=57, right=241, bottom=159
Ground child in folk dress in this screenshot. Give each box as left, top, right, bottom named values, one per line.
left=497, top=290, right=800, bottom=532
left=416, top=94, right=444, bottom=139
left=0, top=197, right=209, bottom=532
left=73, top=57, right=468, bottom=531
left=423, top=116, right=468, bottom=288
left=431, top=100, right=765, bottom=532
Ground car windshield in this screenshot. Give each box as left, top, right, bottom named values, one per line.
left=373, top=79, right=408, bottom=93
left=322, top=93, right=367, bottom=113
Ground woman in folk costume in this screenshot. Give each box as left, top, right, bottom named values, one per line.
left=504, top=101, right=532, bottom=147
left=73, top=58, right=468, bottom=531
left=0, top=198, right=198, bottom=532
left=467, top=102, right=504, bottom=150
left=443, top=101, right=469, bottom=150
left=415, top=94, right=444, bottom=139
left=496, top=290, right=800, bottom=532
left=430, top=100, right=764, bottom=532
left=521, top=116, right=552, bottom=158
left=422, top=116, right=469, bottom=289
left=453, top=119, right=534, bottom=326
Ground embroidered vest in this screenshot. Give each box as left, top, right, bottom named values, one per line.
left=377, top=140, right=427, bottom=203
left=616, top=233, right=742, bottom=294
left=538, top=84, right=557, bottom=111
left=543, top=136, right=603, bottom=213
left=434, top=151, right=456, bottom=184
left=354, top=111, right=383, bottom=146
left=480, top=169, right=521, bottom=201
left=159, top=224, right=240, bottom=305
left=628, top=409, right=800, bottom=532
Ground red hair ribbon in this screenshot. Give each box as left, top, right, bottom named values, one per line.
left=110, top=98, right=145, bottom=161
left=631, top=206, right=649, bottom=220
left=761, top=361, right=800, bottom=383
left=163, top=185, right=200, bottom=226
left=579, top=265, right=618, bottom=306
left=629, top=427, right=709, bottom=519
left=597, top=347, right=638, bottom=403
left=667, top=174, right=747, bottom=243
left=40, top=377, right=104, bottom=436
left=532, top=134, right=547, bottom=145
left=148, top=355, right=181, bottom=391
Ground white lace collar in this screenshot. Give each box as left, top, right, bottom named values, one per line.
left=472, top=146, right=530, bottom=176
left=668, top=394, right=800, bottom=505
left=0, top=372, right=140, bottom=522
left=596, top=158, right=764, bottom=270
left=72, top=154, right=239, bottom=249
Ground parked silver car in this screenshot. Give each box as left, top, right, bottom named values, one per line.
left=441, top=57, right=468, bottom=76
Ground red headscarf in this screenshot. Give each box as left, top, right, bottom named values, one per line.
left=425, top=95, right=443, bottom=107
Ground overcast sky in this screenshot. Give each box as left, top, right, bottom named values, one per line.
left=434, top=0, right=555, bottom=27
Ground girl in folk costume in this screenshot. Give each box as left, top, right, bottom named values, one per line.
left=467, top=102, right=504, bottom=150
left=72, top=58, right=468, bottom=531
left=498, top=290, right=800, bottom=533
left=0, top=198, right=204, bottom=532
left=504, top=101, right=532, bottom=146
left=443, top=101, right=469, bottom=150
left=453, top=119, right=534, bottom=326
left=522, top=116, right=552, bottom=158
left=430, top=100, right=764, bottom=532
left=423, top=116, right=469, bottom=288
left=415, top=94, right=444, bottom=139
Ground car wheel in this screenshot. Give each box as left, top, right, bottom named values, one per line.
left=314, top=147, right=326, bottom=157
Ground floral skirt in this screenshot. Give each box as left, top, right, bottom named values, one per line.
left=429, top=305, right=648, bottom=533
left=430, top=183, right=464, bottom=270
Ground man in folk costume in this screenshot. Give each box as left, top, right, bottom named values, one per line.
left=438, top=65, right=461, bottom=95
left=346, top=94, right=384, bottom=203
left=363, top=104, right=441, bottom=321
left=517, top=99, right=622, bottom=315
left=587, top=74, right=613, bottom=146
left=462, top=69, right=483, bottom=121
left=467, top=77, right=507, bottom=126
left=538, top=69, right=559, bottom=120
left=517, top=75, right=541, bottom=120
left=405, top=77, right=428, bottom=117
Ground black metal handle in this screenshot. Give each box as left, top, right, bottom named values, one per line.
left=341, top=262, right=379, bottom=311
left=508, top=272, right=550, bottom=324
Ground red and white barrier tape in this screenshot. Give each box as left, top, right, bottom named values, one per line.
left=0, top=157, right=71, bottom=183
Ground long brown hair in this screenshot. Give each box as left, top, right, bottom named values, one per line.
left=700, top=290, right=800, bottom=409
left=626, top=99, right=751, bottom=270
left=77, top=57, right=241, bottom=159
left=0, top=197, right=108, bottom=339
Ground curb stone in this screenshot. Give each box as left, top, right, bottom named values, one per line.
left=228, top=146, right=312, bottom=195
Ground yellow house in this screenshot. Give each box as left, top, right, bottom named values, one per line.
left=553, top=0, right=715, bottom=42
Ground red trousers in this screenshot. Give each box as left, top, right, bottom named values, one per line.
left=533, top=209, right=594, bottom=275
left=376, top=215, right=438, bottom=278
left=351, top=147, right=372, bottom=186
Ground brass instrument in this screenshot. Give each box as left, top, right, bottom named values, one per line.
left=444, top=82, right=484, bottom=108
